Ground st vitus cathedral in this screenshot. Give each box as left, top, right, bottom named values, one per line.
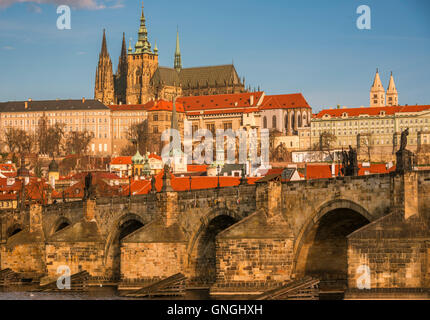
left=95, top=6, right=247, bottom=105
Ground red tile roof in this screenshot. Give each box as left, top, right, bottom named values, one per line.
left=178, top=92, right=264, bottom=112
left=111, top=156, right=132, bottom=165
left=187, top=164, right=208, bottom=172
left=119, top=170, right=260, bottom=195
left=315, top=105, right=430, bottom=119
left=0, top=164, right=15, bottom=172
left=259, top=94, right=311, bottom=110
left=149, top=154, right=162, bottom=161
left=109, top=104, right=147, bottom=111
left=304, top=163, right=396, bottom=180
left=144, top=99, right=185, bottom=113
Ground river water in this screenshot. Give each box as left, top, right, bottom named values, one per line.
left=0, top=287, right=255, bottom=300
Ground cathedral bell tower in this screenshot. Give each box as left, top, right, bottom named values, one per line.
left=125, top=4, right=159, bottom=105
left=386, top=72, right=398, bottom=106
left=370, top=68, right=385, bottom=107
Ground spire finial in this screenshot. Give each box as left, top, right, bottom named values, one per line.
left=174, top=27, right=182, bottom=72
left=128, top=37, right=133, bottom=54
left=154, top=39, right=158, bottom=54
left=100, top=29, right=108, bottom=56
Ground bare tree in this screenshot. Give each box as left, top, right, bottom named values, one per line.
left=63, top=130, right=94, bottom=156
left=36, top=115, right=65, bottom=156
left=3, top=128, right=20, bottom=153
left=124, top=120, right=161, bottom=155
left=312, top=131, right=337, bottom=161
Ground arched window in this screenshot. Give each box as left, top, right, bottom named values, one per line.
left=285, top=114, right=289, bottom=131
left=298, top=113, right=302, bottom=128
left=272, top=115, right=277, bottom=129
left=263, top=116, right=267, bottom=129
left=291, top=111, right=295, bottom=129
left=303, top=112, right=307, bottom=126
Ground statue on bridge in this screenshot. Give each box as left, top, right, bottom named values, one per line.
left=83, top=172, right=96, bottom=200
left=150, top=175, right=156, bottom=193
left=400, top=128, right=409, bottom=151
left=341, top=146, right=359, bottom=177
left=396, top=128, right=414, bottom=173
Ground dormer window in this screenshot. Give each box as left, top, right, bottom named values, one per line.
left=380, top=111, right=386, bottom=116
left=342, top=112, right=348, bottom=118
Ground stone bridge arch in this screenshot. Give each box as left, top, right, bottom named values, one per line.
left=103, top=212, right=148, bottom=280
left=292, top=199, right=373, bottom=292
left=50, top=217, right=72, bottom=236
left=185, top=207, right=244, bottom=287
left=6, top=223, right=24, bottom=238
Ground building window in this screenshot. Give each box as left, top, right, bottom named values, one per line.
left=272, top=115, right=277, bottom=129
left=263, top=116, right=267, bottom=129
left=206, top=123, right=215, bottom=136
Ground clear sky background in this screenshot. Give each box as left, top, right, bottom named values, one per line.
left=0, top=0, right=429, bottom=112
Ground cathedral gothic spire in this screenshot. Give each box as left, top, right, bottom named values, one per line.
left=114, top=32, right=128, bottom=105
left=94, top=29, right=115, bottom=105
left=174, top=28, right=182, bottom=72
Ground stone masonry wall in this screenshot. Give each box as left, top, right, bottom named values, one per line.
left=120, top=242, right=186, bottom=282
left=1, top=242, right=46, bottom=277
left=45, top=242, right=105, bottom=278
left=213, top=238, right=294, bottom=293
left=347, top=213, right=430, bottom=290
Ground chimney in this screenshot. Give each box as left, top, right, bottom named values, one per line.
left=25, top=101, right=28, bottom=109
left=250, top=95, right=254, bottom=106
left=82, top=97, right=86, bottom=103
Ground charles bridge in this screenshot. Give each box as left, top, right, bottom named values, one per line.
left=0, top=169, right=429, bottom=298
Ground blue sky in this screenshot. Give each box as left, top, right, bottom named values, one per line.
left=0, top=0, right=429, bottom=112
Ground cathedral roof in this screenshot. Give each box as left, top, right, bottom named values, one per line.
left=150, top=67, right=180, bottom=87
left=179, top=64, right=240, bottom=88
left=0, top=99, right=109, bottom=113
left=150, top=64, right=242, bottom=89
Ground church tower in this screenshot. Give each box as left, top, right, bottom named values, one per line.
left=174, top=28, right=182, bottom=72
left=370, top=69, right=385, bottom=107
left=94, top=29, right=115, bottom=105
left=125, top=5, right=159, bottom=105
left=114, top=32, right=128, bottom=105
left=386, top=72, right=398, bottom=106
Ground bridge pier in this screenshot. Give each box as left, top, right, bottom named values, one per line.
left=0, top=204, right=46, bottom=280
left=211, top=180, right=296, bottom=295
left=346, top=171, right=430, bottom=299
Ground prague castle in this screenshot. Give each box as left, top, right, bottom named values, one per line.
left=95, top=7, right=246, bottom=106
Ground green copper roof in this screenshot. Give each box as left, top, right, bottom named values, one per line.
left=132, top=150, right=145, bottom=164
left=134, top=7, right=153, bottom=54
